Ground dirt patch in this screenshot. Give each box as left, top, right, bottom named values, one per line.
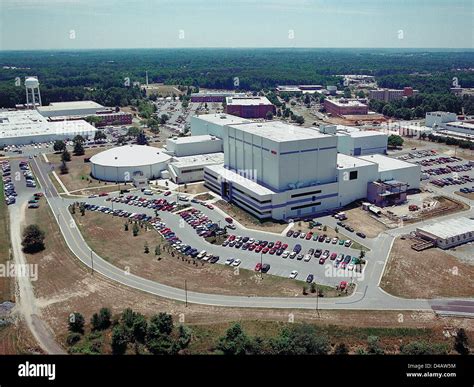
left=0, top=180, right=12, bottom=302
left=0, top=320, right=42, bottom=355
left=341, top=207, right=387, bottom=238
left=404, top=196, right=469, bottom=224
left=72, top=210, right=341, bottom=297
left=194, top=193, right=214, bottom=201
left=178, top=183, right=209, bottom=195
left=214, top=200, right=287, bottom=234
left=455, top=191, right=474, bottom=201
left=380, top=237, right=474, bottom=299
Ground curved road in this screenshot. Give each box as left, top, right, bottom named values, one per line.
left=31, top=156, right=474, bottom=313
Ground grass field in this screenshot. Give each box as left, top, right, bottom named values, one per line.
left=72, top=210, right=346, bottom=298
left=0, top=179, right=12, bottom=301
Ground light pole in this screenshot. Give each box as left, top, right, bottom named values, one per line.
left=260, top=251, right=263, bottom=279
left=90, top=250, right=94, bottom=275
left=316, top=286, right=319, bottom=317
left=184, top=279, right=188, bottom=307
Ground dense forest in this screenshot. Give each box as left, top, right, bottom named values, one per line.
left=1, top=48, right=473, bottom=109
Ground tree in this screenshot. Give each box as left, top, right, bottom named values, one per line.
left=295, top=115, right=305, bottom=125
left=132, top=314, right=148, bottom=343
left=136, top=130, right=148, bottom=145
left=454, top=328, right=470, bottom=355
left=145, top=313, right=175, bottom=355
left=149, top=313, right=173, bottom=336
left=387, top=134, right=404, bottom=148
left=176, top=325, right=192, bottom=351
left=59, top=160, right=69, bottom=175
left=91, top=307, right=112, bottom=331
left=53, top=140, right=66, bottom=152
left=400, top=341, right=448, bottom=355
left=159, top=114, right=169, bottom=125
left=144, top=242, right=149, bottom=254
left=217, top=323, right=258, bottom=355
left=343, top=88, right=351, bottom=98
left=94, top=130, right=107, bottom=142
left=265, top=111, right=274, bottom=120
left=85, top=115, right=102, bottom=126
left=73, top=140, right=85, bottom=156
left=73, top=135, right=85, bottom=144
left=22, top=224, right=45, bottom=253
left=68, top=312, right=85, bottom=334
left=367, top=335, right=384, bottom=354
left=334, top=342, right=349, bottom=355
left=132, top=223, right=139, bottom=236
left=61, top=149, right=71, bottom=162
left=270, top=324, right=329, bottom=355
left=111, top=324, right=128, bottom=355
left=155, top=245, right=161, bottom=256
left=124, top=223, right=129, bottom=231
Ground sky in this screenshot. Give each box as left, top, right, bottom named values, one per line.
left=0, top=0, right=473, bottom=50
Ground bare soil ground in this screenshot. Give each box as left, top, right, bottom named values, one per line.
left=72, top=210, right=340, bottom=297
left=380, top=237, right=474, bottom=299
left=178, top=182, right=209, bottom=195
left=194, top=193, right=214, bottom=201
left=341, top=207, right=387, bottom=238
left=214, top=200, right=288, bottom=234
left=18, top=196, right=473, bottom=352
left=404, top=196, right=469, bottom=224
left=455, top=191, right=474, bottom=201
left=0, top=320, right=42, bottom=355
left=401, top=138, right=474, bottom=161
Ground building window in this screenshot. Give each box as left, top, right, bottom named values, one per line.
left=349, top=171, right=358, bottom=180
left=291, top=189, right=322, bottom=198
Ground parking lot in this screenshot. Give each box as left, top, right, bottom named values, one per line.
left=78, top=190, right=367, bottom=287
left=2, top=159, right=40, bottom=206
left=398, top=150, right=474, bottom=196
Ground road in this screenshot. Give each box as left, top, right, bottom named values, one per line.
left=7, top=160, right=65, bottom=354
left=28, top=155, right=474, bottom=314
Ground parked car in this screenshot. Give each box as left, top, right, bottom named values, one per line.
left=289, top=270, right=298, bottom=279
left=306, top=274, right=314, bottom=283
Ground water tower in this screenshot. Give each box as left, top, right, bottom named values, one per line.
left=25, top=76, right=42, bottom=109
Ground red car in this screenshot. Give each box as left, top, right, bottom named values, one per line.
left=330, top=252, right=337, bottom=260
left=99, top=192, right=108, bottom=197
left=319, top=257, right=327, bottom=264
left=255, top=263, right=262, bottom=271
left=207, top=204, right=214, bottom=210
left=274, top=241, right=282, bottom=248
left=305, top=232, right=313, bottom=240
left=228, top=235, right=236, bottom=241
left=262, top=247, right=270, bottom=254
left=248, top=244, right=256, bottom=251
left=164, top=191, right=171, bottom=196
left=269, top=248, right=276, bottom=255
left=281, top=243, right=288, bottom=250
left=255, top=246, right=263, bottom=253
left=225, top=217, right=233, bottom=223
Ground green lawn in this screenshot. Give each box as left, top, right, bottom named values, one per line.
left=0, top=179, right=12, bottom=301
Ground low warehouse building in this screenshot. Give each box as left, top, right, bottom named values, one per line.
left=168, top=153, right=224, bottom=184
left=90, top=145, right=171, bottom=182
left=37, top=100, right=105, bottom=118
left=0, top=109, right=96, bottom=146
left=190, top=114, right=251, bottom=138
left=225, top=96, right=275, bottom=119
left=166, top=135, right=223, bottom=156
left=416, top=217, right=474, bottom=249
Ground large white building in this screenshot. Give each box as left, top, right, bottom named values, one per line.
left=168, top=153, right=224, bottom=184
left=0, top=109, right=96, bottom=147
left=425, top=111, right=458, bottom=128
left=90, top=145, right=171, bottom=182
left=166, top=135, right=223, bottom=157
left=203, top=120, right=420, bottom=220
left=37, top=101, right=105, bottom=118
left=335, top=128, right=388, bottom=156
left=190, top=114, right=251, bottom=138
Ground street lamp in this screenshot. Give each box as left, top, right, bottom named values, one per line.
left=260, top=251, right=263, bottom=279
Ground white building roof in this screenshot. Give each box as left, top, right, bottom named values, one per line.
left=167, top=134, right=220, bottom=145
left=37, top=100, right=104, bottom=113
left=417, top=217, right=474, bottom=240
left=0, top=110, right=96, bottom=139
left=226, top=96, right=272, bottom=106
left=348, top=131, right=386, bottom=138
left=336, top=154, right=376, bottom=169
left=90, top=145, right=171, bottom=167
left=326, top=98, right=367, bottom=107
left=228, top=121, right=330, bottom=142
left=170, top=152, right=224, bottom=169
left=446, top=121, right=474, bottom=130
left=359, top=154, right=415, bottom=172
left=193, top=113, right=251, bottom=126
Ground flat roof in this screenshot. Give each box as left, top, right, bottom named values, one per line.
left=337, top=153, right=376, bottom=169
left=417, top=217, right=474, bottom=240
left=325, top=98, right=367, bottom=107
left=193, top=113, right=251, bottom=126
left=228, top=121, right=330, bottom=142
left=90, top=145, right=171, bottom=167
left=446, top=121, right=474, bottom=129
left=37, top=100, right=104, bottom=112
left=348, top=131, right=387, bottom=138
left=0, top=110, right=96, bottom=139
left=359, top=154, right=416, bottom=172
left=167, top=134, right=221, bottom=144
left=170, top=152, right=224, bottom=168
left=226, top=96, right=273, bottom=106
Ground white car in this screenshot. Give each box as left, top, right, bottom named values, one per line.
left=197, top=250, right=207, bottom=259
left=224, top=258, right=234, bottom=265
left=232, top=259, right=241, bottom=267
left=289, top=270, right=298, bottom=279
left=281, top=251, right=290, bottom=259
left=202, top=254, right=212, bottom=262
left=303, top=254, right=312, bottom=262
